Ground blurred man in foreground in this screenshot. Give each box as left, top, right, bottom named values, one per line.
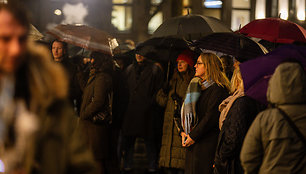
left=0, top=2, right=96, bottom=174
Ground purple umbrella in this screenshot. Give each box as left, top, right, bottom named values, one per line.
left=240, top=44, right=306, bottom=105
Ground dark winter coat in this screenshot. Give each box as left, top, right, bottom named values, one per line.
left=122, top=60, right=163, bottom=137
left=79, top=63, right=113, bottom=160
left=214, top=96, right=264, bottom=174
left=185, top=84, right=228, bottom=174
left=157, top=71, right=193, bottom=169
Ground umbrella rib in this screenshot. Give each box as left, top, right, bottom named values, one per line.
left=49, top=27, right=112, bottom=54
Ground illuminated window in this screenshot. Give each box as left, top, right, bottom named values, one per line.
left=231, top=0, right=251, bottom=31
left=255, top=0, right=266, bottom=19
left=112, top=0, right=133, bottom=32
left=296, top=0, right=305, bottom=21
left=148, top=12, right=163, bottom=34
left=278, top=0, right=288, bottom=19
left=148, top=0, right=163, bottom=34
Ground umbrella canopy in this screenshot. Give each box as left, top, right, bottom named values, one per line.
left=135, top=37, right=190, bottom=62
left=29, top=24, right=43, bottom=41
left=47, top=24, right=118, bottom=55
left=239, top=18, right=306, bottom=44
left=240, top=44, right=306, bottom=105
left=192, top=32, right=268, bottom=62
left=152, top=14, right=232, bottom=41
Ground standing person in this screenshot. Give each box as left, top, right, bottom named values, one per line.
left=214, top=62, right=264, bottom=174
left=157, top=50, right=195, bottom=174
left=0, top=2, right=96, bottom=173
left=121, top=51, right=163, bottom=174
left=51, top=39, right=81, bottom=113
left=181, top=53, right=230, bottom=174
left=240, top=62, right=306, bottom=174
left=79, top=52, right=118, bottom=174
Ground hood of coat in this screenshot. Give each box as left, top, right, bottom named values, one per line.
left=267, top=62, right=306, bottom=105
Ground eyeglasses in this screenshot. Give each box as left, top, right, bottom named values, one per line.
left=195, top=62, right=203, bottom=66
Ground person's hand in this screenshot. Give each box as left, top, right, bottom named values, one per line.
left=182, top=134, right=195, bottom=147
left=181, top=132, right=187, bottom=146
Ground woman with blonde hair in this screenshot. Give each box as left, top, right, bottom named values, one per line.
left=181, top=53, right=229, bottom=174
left=214, top=60, right=264, bottom=174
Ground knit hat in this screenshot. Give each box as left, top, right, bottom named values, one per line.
left=176, top=50, right=195, bottom=67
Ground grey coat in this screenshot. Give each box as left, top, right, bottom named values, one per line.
left=240, top=62, right=306, bottom=174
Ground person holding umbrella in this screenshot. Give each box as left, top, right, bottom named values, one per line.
left=156, top=50, right=195, bottom=174
left=214, top=60, right=265, bottom=174
left=181, top=53, right=230, bottom=174
left=121, top=49, right=163, bottom=174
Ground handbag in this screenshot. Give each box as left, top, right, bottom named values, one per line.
left=92, top=91, right=113, bottom=125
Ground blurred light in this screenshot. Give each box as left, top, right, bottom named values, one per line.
left=204, top=0, right=222, bottom=8
left=296, top=0, right=305, bottom=21
left=0, top=0, right=8, bottom=4
left=255, top=0, right=266, bottom=19
left=54, top=9, right=62, bottom=16
left=0, top=160, right=4, bottom=172
left=278, top=0, right=288, bottom=20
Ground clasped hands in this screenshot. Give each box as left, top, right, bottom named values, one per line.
left=181, top=132, right=195, bottom=147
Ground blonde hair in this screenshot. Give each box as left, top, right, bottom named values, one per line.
left=200, top=53, right=230, bottom=91
left=230, top=66, right=244, bottom=93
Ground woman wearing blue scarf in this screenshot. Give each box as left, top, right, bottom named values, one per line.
left=182, top=53, right=230, bottom=174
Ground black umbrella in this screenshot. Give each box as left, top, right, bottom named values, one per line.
left=192, top=32, right=268, bottom=62
left=135, top=37, right=190, bottom=62
left=136, top=37, right=193, bottom=82
left=152, top=14, right=232, bottom=41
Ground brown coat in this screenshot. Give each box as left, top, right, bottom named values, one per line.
left=14, top=44, right=97, bottom=174
left=157, top=71, right=193, bottom=169
left=79, top=69, right=113, bottom=160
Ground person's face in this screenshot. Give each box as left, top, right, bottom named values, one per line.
left=177, top=60, right=188, bottom=73
left=52, top=41, right=65, bottom=62
left=0, top=10, right=28, bottom=74
left=135, top=54, right=145, bottom=63
left=194, top=56, right=205, bottom=79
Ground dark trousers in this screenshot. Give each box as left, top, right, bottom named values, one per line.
left=123, top=136, right=158, bottom=171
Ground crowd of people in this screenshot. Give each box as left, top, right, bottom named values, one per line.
left=0, top=2, right=306, bottom=174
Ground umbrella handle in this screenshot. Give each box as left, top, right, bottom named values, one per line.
left=166, top=60, right=170, bottom=82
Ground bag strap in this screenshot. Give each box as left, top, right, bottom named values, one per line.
left=277, top=107, right=306, bottom=147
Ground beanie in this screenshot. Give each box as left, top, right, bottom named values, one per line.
left=176, top=50, right=195, bottom=67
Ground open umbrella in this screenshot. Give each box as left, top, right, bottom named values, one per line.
left=240, top=44, right=306, bottom=105
left=192, top=32, right=268, bottom=62
left=47, top=24, right=118, bottom=55
left=239, top=18, right=306, bottom=44
left=136, top=37, right=192, bottom=82
left=135, top=37, right=190, bottom=62
left=29, top=24, right=43, bottom=41
left=152, top=14, right=232, bottom=41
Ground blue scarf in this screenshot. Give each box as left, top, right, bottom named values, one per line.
left=181, top=77, right=214, bottom=134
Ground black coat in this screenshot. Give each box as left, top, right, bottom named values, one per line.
left=122, top=61, right=163, bottom=137
left=185, top=84, right=229, bottom=174
left=214, top=96, right=264, bottom=174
